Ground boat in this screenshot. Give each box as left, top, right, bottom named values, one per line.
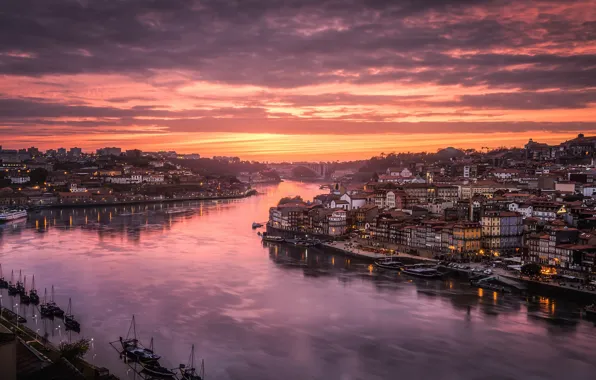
left=585, top=304, right=596, bottom=320
left=140, top=361, right=175, bottom=378
left=8, top=270, right=18, bottom=295
left=16, top=270, right=25, bottom=295
left=40, top=288, right=54, bottom=319
left=0, top=264, right=8, bottom=288
left=374, top=257, right=403, bottom=270
left=252, top=222, right=263, bottom=229
left=0, top=207, right=28, bottom=222
left=119, top=315, right=161, bottom=363
left=165, top=208, right=194, bottom=215
left=49, top=285, right=65, bottom=318
left=262, top=234, right=285, bottom=243
left=19, top=275, right=31, bottom=304
left=179, top=345, right=205, bottom=380
left=402, top=266, right=443, bottom=279
left=29, top=275, right=40, bottom=305
left=64, top=298, right=80, bottom=332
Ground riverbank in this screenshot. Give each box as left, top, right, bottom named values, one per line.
left=0, top=306, right=118, bottom=379
left=36, top=189, right=258, bottom=209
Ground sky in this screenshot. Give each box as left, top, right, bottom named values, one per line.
left=1, top=0, right=595, bottom=161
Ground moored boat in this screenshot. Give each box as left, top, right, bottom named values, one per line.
left=252, top=222, right=263, bottom=229
left=262, top=234, right=285, bottom=243
left=140, top=361, right=175, bottom=378
left=64, top=298, right=80, bottom=332
left=40, top=288, right=54, bottom=319
left=374, top=257, right=403, bottom=270
left=119, top=315, right=161, bottom=363
left=19, top=275, right=31, bottom=304
left=29, top=275, right=40, bottom=305
left=178, top=344, right=205, bottom=380
left=0, top=207, right=28, bottom=222
left=8, top=270, right=18, bottom=295
left=49, top=285, right=65, bottom=318
left=402, top=266, right=443, bottom=279
left=0, top=264, right=7, bottom=288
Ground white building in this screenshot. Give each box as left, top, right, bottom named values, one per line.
left=143, top=174, right=165, bottom=183
left=339, top=193, right=367, bottom=210
left=386, top=167, right=412, bottom=177
left=9, top=176, right=30, bottom=184
left=508, top=203, right=533, bottom=218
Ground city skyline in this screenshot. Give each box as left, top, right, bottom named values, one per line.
left=1, top=0, right=595, bottom=161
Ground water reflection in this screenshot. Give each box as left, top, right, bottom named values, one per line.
left=0, top=182, right=595, bottom=380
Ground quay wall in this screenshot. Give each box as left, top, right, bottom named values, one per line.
left=38, top=191, right=258, bottom=209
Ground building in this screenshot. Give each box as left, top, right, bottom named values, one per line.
left=9, top=176, right=30, bottom=184
left=528, top=227, right=580, bottom=267
left=97, top=147, right=122, bottom=156
left=328, top=210, right=347, bottom=236
left=68, top=147, right=82, bottom=157
left=481, top=211, right=523, bottom=256
left=452, top=222, right=482, bottom=254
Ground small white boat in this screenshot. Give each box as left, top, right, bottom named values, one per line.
left=0, top=208, right=28, bottom=222
left=263, top=235, right=285, bottom=243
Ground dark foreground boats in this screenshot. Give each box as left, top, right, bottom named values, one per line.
left=20, top=275, right=31, bottom=304
left=179, top=345, right=204, bottom=380
left=140, top=361, right=175, bottom=378
left=64, top=298, right=81, bottom=332
left=40, top=288, right=54, bottom=318
left=0, top=264, right=8, bottom=288
left=374, top=257, right=403, bottom=270
left=120, top=315, right=161, bottom=363
left=29, top=275, right=40, bottom=305
left=41, top=285, right=65, bottom=318
left=8, top=270, right=19, bottom=295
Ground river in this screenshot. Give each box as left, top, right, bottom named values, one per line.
left=1, top=181, right=596, bottom=380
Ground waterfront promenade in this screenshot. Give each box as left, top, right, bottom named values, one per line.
left=37, top=189, right=258, bottom=209
left=322, top=240, right=437, bottom=263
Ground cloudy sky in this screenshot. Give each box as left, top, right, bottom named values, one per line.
left=1, top=0, right=595, bottom=160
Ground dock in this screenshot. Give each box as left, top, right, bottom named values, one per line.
left=321, top=241, right=438, bottom=264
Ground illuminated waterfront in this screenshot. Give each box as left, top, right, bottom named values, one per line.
left=1, top=181, right=596, bottom=380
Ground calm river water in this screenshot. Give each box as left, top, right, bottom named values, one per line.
left=1, top=181, right=596, bottom=380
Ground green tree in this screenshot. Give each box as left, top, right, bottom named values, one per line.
left=29, top=168, right=48, bottom=185
left=58, top=338, right=90, bottom=361
left=521, top=263, right=542, bottom=277
left=278, top=196, right=303, bottom=205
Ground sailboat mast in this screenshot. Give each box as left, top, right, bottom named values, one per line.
left=23, top=275, right=27, bottom=291
left=44, top=288, right=47, bottom=304
left=10, top=270, right=14, bottom=284
left=32, top=275, right=35, bottom=291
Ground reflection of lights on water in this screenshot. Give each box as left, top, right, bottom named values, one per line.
left=493, top=291, right=498, bottom=302
left=368, top=264, right=373, bottom=273
left=332, top=256, right=335, bottom=265
left=478, top=288, right=484, bottom=297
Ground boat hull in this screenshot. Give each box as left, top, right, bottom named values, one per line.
left=402, top=269, right=443, bottom=279
left=140, top=362, right=175, bottom=378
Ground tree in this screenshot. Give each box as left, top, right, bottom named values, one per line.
left=29, top=168, right=48, bottom=185
left=278, top=196, right=303, bottom=205
left=58, top=338, right=90, bottom=361
left=521, top=263, right=541, bottom=277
